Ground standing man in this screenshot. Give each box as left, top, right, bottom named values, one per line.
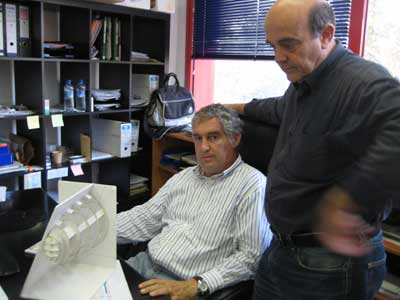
left=227, top=0, right=400, bottom=299
left=118, top=104, right=271, bottom=300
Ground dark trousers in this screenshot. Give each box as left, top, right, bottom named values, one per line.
left=252, top=231, right=386, bottom=300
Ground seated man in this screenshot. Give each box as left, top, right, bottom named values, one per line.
left=117, top=104, right=271, bottom=299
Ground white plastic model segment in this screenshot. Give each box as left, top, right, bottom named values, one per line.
left=21, top=181, right=117, bottom=300
left=42, top=194, right=109, bottom=264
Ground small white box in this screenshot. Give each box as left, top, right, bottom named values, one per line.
left=92, top=118, right=132, bottom=157
left=116, top=0, right=150, bottom=10
left=131, top=119, right=140, bottom=152
left=131, top=74, right=159, bottom=102
left=151, top=0, right=175, bottom=13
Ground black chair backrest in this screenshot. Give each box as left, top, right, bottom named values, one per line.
left=238, top=116, right=279, bottom=176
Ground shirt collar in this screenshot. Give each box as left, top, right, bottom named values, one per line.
left=194, top=155, right=243, bottom=179
left=294, top=40, right=347, bottom=96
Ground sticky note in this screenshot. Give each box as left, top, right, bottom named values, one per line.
left=27, top=115, right=40, bottom=129
left=0, top=186, right=6, bottom=202
left=71, top=164, right=84, bottom=176
left=24, top=172, right=42, bottom=190
left=51, top=114, right=64, bottom=127
left=47, top=167, right=68, bottom=180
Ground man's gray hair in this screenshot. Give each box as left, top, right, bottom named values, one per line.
left=192, top=104, right=243, bottom=139
left=309, top=1, right=336, bottom=37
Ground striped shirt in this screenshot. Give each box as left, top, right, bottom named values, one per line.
left=117, top=156, right=271, bottom=293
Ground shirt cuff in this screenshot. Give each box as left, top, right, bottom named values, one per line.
left=338, top=170, right=389, bottom=215
left=199, top=270, right=224, bottom=294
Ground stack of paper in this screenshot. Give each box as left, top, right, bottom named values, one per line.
left=129, top=174, right=149, bottom=197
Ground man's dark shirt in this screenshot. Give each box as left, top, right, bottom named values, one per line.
left=245, top=42, right=400, bottom=234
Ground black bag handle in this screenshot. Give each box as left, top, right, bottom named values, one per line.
left=163, top=73, right=180, bottom=88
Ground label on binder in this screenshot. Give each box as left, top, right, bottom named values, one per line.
left=19, top=6, right=29, bottom=39
left=0, top=5, right=4, bottom=56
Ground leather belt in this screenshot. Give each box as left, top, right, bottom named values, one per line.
left=271, top=226, right=321, bottom=247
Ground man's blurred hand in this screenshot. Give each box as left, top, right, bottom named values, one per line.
left=315, top=186, right=374, bottom=256
left=138, top=278, right=197, bottom=300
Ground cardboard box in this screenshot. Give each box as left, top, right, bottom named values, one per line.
left=151, top=0, right=175, bottom=13
left=116, top=0, right=150, bottom=10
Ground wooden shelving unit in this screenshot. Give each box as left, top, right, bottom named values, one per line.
left=151, top=132, right=194, bottom=195
left=0, top=0, right=171, bottom=212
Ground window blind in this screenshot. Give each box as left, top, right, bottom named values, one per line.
left=193, top=0, right=352, bottom=59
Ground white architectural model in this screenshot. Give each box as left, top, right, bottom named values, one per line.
left=21, top=181, right=117, bottom=300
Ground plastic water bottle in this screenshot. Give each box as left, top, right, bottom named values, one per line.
left=75, top=80, right=86, bottom=112
left=63, top=80, right=74, bottom=112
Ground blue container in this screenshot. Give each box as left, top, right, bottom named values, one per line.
left=0, top=143, right=9, bottom=154
left=0, top=153, right=13, bottom=166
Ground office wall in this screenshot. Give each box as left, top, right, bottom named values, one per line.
left=168, top=1, right=187, bottom=85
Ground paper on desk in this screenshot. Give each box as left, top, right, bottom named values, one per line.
left=21, top=182, right=117, bottom=300
left=91, top=260, right=132, bottom=300
left=0, top=186, right=6, bottom=202
left=0, top=283, right=8, bottom=300
left=27, top=115, right=40, bottom=129
left=51, top=114, right=64, bottom=127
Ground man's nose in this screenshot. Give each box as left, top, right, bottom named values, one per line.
left=274, top=47, right=287, bottom=63
left=201, top=140, right=210, bottom=151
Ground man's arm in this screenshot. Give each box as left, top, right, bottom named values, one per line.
left=316, top=76, right=400, bottom=256
left=225, top=95, right=286, bottom=126
left=117, top=178, right=174, bottom=243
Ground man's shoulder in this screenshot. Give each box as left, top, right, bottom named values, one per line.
left=233, top=161, right=266, bottom=185
left=338, top=51, right=393, bottom=84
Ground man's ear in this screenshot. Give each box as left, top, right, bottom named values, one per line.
left=230, top=133, right=241, bottom=148
left=320, top=23, right=335, bottom=49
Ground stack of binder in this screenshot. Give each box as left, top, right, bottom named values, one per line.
left=91, top=15, right=121, bottom=61
left=0, top=2, right=32, bottom=57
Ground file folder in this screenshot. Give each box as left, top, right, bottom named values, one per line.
left=5, top=2, right=17, bottom=56
left=0, top=3, right=4, bottom=56
left=18, top=4, right=31, bottom=57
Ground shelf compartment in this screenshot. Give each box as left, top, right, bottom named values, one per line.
left=43, top=3, right=90, bottom=60
left=1, top=1, right=42, bottom=58
left=132, top=16, right=168, bottom=64
left=91, top=11, right=131, bottom=62
left=14, top=60, right=43, bottom=112
left=97, top=63, right=130, bottom=109
left=0, top=61, right=14, bottom=107
left=15, top=116, right=46, bottom=167
left=43, top=61, right=90, bottom=113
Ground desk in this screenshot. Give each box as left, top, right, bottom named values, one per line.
left=0, top=254, right=169, bottom=300
left=0, top=189, right=168, bottom=300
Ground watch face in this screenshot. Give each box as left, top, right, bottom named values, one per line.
left=198, top=279, right=209, bottom=294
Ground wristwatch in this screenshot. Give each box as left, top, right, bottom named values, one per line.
left=194, top=276, right=209, bottom=296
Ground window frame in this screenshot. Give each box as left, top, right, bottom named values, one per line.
left=185, top=0, right=369, bottom=105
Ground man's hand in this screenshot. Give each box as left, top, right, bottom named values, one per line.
left=138, top=278, right=197, bottom=300
left=315, top=186, right=374, bottom=256
left=224, top=103, right=245, bottom=114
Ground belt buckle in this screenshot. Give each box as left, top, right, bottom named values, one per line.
left=276, top=232, right=293, bottom=247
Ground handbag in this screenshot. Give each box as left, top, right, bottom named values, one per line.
left=144, top=73, right=195, bottom=139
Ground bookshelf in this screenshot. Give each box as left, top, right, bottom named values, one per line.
left=0, top=0, right=170, bottom=213
left=151, top=132, right=194, bottom=195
